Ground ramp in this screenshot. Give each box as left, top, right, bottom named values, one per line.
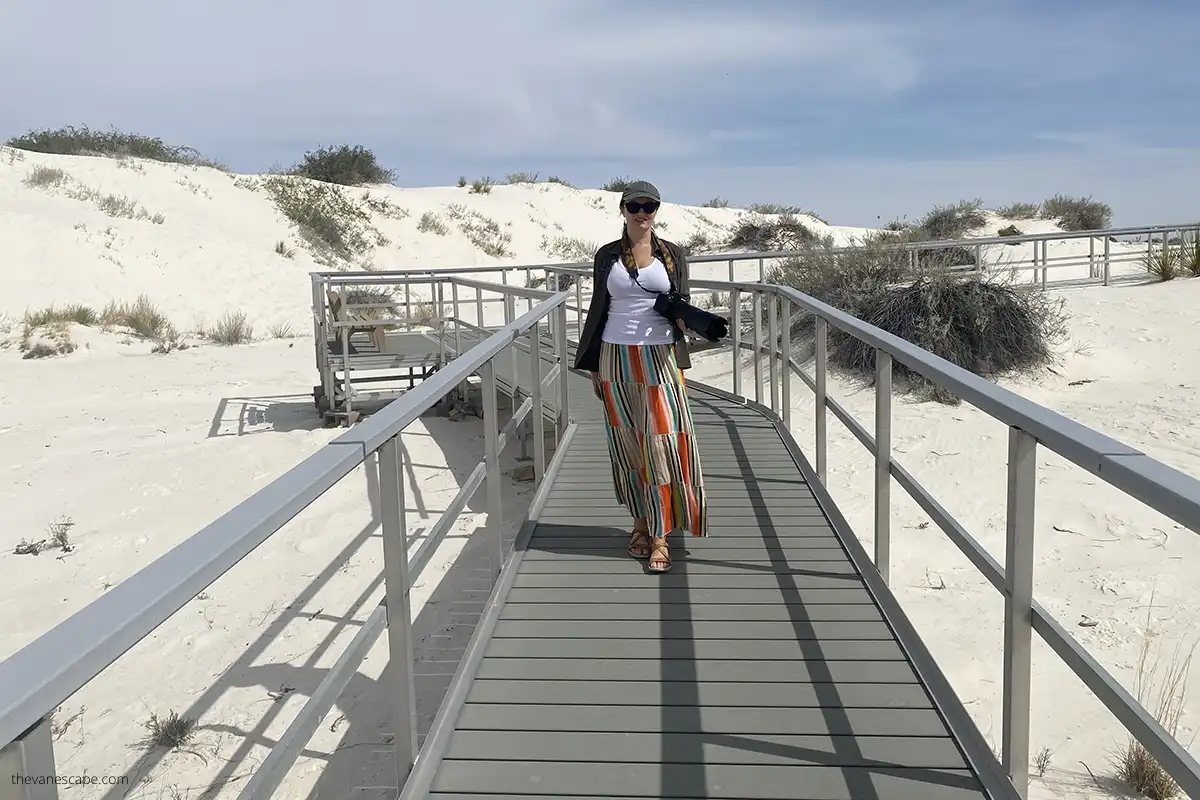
left=402, top=374, right=1015, bottom=799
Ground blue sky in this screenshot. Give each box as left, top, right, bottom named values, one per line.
left=2, top=0, right=1197, bottom=226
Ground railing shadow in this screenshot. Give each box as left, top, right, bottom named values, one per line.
left=208, top=395, right=333, bottom=438
left=517, top=390, right=983, bottom=797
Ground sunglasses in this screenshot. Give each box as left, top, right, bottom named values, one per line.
left=624, top=200, right=660, bottom=214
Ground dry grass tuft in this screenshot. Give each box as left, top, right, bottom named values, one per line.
left=1110, top=596, right=1197, bottom=800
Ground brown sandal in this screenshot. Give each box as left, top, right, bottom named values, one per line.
left=648, top=540, right=671, bottom=573
left=627, top=529, right=651, bottom=559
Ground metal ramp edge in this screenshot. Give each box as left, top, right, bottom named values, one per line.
left=397, top=374, right=1019, bottom=800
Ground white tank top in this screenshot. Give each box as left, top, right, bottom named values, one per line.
left=601, top=257, right=676, bottom=345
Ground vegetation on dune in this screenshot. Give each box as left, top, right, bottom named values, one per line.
left=286, top=144, right=395, bottom=187
left=765, top=231, right=1068, bottom=403
left=5, top=125, right=225, bottom=170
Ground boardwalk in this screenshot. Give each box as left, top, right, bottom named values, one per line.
left=405, top=372, right=1007, bottom=799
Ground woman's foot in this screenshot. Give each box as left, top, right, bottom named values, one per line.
left=627, top=528, right=651, bottom=559
left=648, top=539, right=671, bottom=573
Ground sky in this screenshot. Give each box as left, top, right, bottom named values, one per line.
left=2, top=0, right=1198, bottom=227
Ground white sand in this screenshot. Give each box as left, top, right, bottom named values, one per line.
left=1, top=148, right=1196, bottom=798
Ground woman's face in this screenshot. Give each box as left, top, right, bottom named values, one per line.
left=622, top=197, right=659, bottom=233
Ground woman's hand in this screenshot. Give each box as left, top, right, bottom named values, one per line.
left=676, top=319, right=693, bottom=337
left=591, top=371, right=603, bottom=399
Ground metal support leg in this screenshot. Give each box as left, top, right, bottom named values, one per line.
left=781, top=298, right=792, bottom=430
left=377, top=436, right=418, bottom=789
left=1003, top=427, right=1037, bottom=799
left=529, top=321, right=546, bottom=487
left=767, top=294, right=779, bottom=414
left=874, top=350, right=892, bottom=585
left=731, top=289, right=742, bottom=397
left=555, top=305, right=569, bottom=437
left=751, top=292, right=763, bottom=405
left=815, top=317, right=827, bottom=484
left=481, top=361, right=504, bottom=584
left=0, top=717, right=59, bottom=800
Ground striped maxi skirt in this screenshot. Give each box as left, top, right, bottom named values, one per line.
left=596, top=341, right=708, bottom=539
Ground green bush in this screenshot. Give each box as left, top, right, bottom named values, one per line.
left=290, top=144, right=395, bottom=186
left=918, top=198, right=988, bottom=240
left=5, top=125, right=224, bottom=169
left=767, top=232, right=1067, bottom=402
left=726, top=213, right=815, bottom=251
left=1041, top=194, right=1112, bottom=231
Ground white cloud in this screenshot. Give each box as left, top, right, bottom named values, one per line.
left=0, top=1, right=920, bottom=160
left=654, top=142, right=1200, bottom=228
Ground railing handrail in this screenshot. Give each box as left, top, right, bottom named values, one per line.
left=0, top=289, right=569, bottom=751
left=689, top=277, right=1200, bottom=533
left=307, top=220, right=1200, bottom=279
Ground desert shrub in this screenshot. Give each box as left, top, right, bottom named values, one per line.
left=1042, top=194, right=1112, bottom=231
left=289, top=144, right=394, bottom=186
left=727, top=213, right=816, bottom=251
left=767, top=233, right=1066, bottom=402
left=417, top=211, right=449, bottom=235
left=541, top=235, right=596, bottom=263
left=1179, top=233, right=1200, bottom=277
left=546, top=175, right=574, bottom=187
left=1112, top=598, right=1195, bottom=800
left=834, top=278, right=1066, bottom=392
left=998, top=224, right=1023, bottom=237
left=1143, top=246, right=1182, bottom=281
left=206, top=310, right=254, bottom=344
left=748, top=202, right=801, bottom=215
left=23, top=165, right=67, bottom=188
left=680, top=230, right=719, bottom=256
left=505, top=172, right=539, bottom=184
left=24, top=303, right=99, bottom=328
left=701, top=196, right=730, bottom=208
left=470, top=177, right=495, bottom=194
left=996, top=201, right=1041, bottom=219
left=262, top=176, right=379, bottom=265
left=602, top=176, right=634, bottom=193
left=6, top=125, right=225, bottom=169
left=918, top=198, right=988, bottom=240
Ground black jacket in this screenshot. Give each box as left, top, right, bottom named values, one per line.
left=573, top=237, right=693, bottom=372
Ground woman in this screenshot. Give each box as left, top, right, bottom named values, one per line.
left=573, top=180, right=708, bottom=573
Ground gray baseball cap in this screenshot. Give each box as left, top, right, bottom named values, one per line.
left=620, top=180, right=660, bottom=204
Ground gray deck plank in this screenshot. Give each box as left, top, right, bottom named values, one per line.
left=431, top=762, right=983, bottom=799
left=474, top=658, right=921, bottom=683
left=481, top=638, right=906, bottom=660
left=501, top=587, right=877, bottom=604
left=496, top=603, right=885, bottom=622
left=464, top=679, right=933, bottom=708
left=443, top=731, right=966, bottom=767
left=414, top=384, right=989, bottom=800
left=490, top=620, right=897, bottom=640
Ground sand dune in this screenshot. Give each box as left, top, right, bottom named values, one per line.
left=1, top=148, right=1197, bottom=800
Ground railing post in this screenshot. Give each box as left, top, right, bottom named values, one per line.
left=767, top=293, right=779, bottom=413
left=874, top=350, right=892, bottom=585
left=377, top=436, right=419, bottom=788
left=0, top=717, right=59, bottom=800
left=780, top=297, right=792, bottom=430
left=475, top=286, right=484, bottom=328
left=751, top=292, right=763, bottom=405
left=481, top=360, right=504, bottom=584
left=730, top=288, right=742, bottom=397
left=555, top=304, right=570, bottom=438
left=1002, top=426, right=1037, bottom=799
left=451, top=281, right=462, bottom=355
left=574, top=280, right=583, bottom=333
left=529, top=321, right=546, bottom=487
left=814, top=317, right=827, bottom=484
left=1103, top=237, right=1111, bottom=286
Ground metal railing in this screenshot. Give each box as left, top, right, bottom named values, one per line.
left=674, top=275, right=1199, bottom=800
left=312, top=220, right=1200, bottom=354
left=0, top=289, right=573, bottom=799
